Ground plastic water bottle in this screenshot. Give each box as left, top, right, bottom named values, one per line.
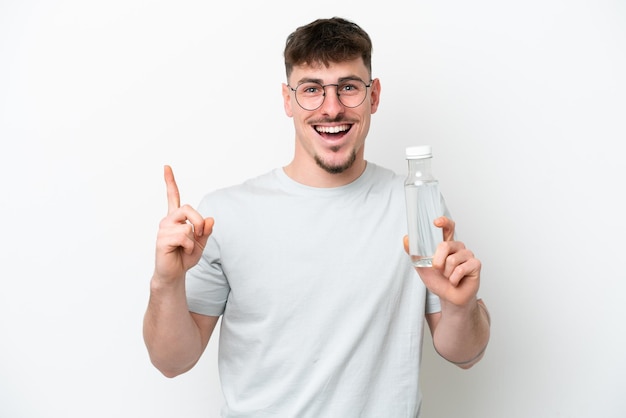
left=404, top=145, right=443, bottom=267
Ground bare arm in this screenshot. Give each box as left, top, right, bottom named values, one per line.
left=143, top=165, right=217, bottom=377
left=425, top=299, right=490, bottom=369
left=143, top=277, right=219, bottom=377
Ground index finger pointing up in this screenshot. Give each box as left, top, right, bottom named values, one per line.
left=164, top=165, right=181, bottom=213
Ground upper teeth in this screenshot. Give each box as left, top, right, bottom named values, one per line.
left=316, top=125, right=349, bottom=134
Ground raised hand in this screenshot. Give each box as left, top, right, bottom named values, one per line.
left=404, top=216, right=481, bottom=308
left=153, top=165, right=214, bottom=285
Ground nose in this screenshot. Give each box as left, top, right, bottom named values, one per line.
left=319, top=84, right=344, bottom=115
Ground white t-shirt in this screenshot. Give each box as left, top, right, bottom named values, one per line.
left=186, top=162, right=442, bottom=418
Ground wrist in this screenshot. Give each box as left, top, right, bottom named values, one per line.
left=150, top=271, right=186, bottom=294
left=439, top=296, right=479, bottom=317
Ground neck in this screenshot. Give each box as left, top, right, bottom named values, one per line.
left=283, top=159, right=367, bottom=188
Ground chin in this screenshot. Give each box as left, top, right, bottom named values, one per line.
left=315, top=150, right=357, bottom=174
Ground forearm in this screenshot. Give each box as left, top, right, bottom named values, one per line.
left=143, top=276, right=204, bottom=377
left=431, top=298, right=491, bottom=369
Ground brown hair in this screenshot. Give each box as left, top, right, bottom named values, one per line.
left=284, top=17, right=373, bottom=80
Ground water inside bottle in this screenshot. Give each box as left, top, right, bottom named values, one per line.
left=405, top=181, right=442, bottom=267
left=410, top=255, right=434, bottom=268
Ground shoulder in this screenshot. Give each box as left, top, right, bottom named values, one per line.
left=362, top=162, right=404, bottom=193
left=196, top=169, right=282, bottom=215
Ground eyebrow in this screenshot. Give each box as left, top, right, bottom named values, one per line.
left=294, top=75, right=367, bottom=85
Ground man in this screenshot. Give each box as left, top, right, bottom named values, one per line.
left=143, top=17, right=490, bottom=417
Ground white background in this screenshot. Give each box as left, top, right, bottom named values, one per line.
left=1, top=1, right=625, bottom=417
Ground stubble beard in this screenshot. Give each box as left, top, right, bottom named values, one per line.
left=314, top=146, right=357, bottom=174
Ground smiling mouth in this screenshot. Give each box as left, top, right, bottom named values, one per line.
left=314, top=124, right=351, bottom=136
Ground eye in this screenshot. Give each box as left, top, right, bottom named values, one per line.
left=299, top=83, right=323, bottom=95
left=339, top=81, right=362, bottom=94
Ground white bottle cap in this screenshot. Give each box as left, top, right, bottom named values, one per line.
left=405, top=145, right=432, bottom=159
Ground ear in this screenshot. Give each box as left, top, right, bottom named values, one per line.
left=369, top=78, right=381, bottom=114
left=282, top=83, right=294, bottom=117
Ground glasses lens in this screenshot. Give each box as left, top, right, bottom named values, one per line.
left=336, top=80, right=367, bottom=108
left=294, top=80, right=369, bottom=110
left=295, top=82, right=324, bottom=110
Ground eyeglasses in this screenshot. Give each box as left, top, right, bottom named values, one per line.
left=288, top=79, right=373, bottom=111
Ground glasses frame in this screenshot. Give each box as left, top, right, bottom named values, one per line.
left=288, top=79, right=373, bottom=111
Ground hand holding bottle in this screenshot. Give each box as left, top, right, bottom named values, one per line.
left=404, top=216, right=481, bottom=308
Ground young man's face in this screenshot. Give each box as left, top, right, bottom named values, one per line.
left=282, top=58, right=380, bottom=177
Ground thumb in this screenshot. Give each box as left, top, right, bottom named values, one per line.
left=195, top=217, right=215, bottom=248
